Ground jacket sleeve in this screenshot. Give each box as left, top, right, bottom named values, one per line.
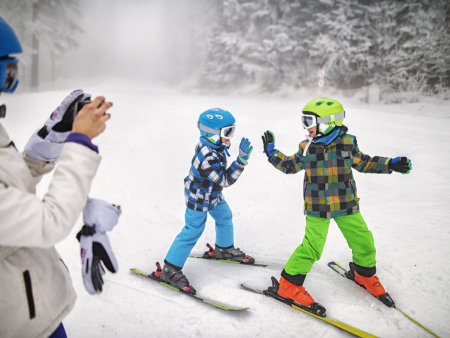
left=0, top=142, right=101, bottom=248
left=351, top=136, right=392, bottom=174
left=268, top=147, right=305, bottom=174
left=22, top=152, right=56, bottom=186
left=201, top=152, right=245, bottom=187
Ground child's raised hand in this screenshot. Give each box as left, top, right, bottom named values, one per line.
left=389, top=157, right=412, bottom=174
left=237, top=137, right=253, bottom=166
left=262, top=130, right=275, bottom=158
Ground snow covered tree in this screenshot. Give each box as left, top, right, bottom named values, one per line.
left=199, top=0, right=449, bottom=95
left=0, top=0, right=82, bottom=90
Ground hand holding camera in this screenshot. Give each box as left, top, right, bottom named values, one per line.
left=72, top=96, right=113, bottom=140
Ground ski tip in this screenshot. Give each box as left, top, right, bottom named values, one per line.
left=328, top=261, right=346, bottom=270
left=130, top=268, right=148, bottom=276
left=213, top=304, right=250, bottom=311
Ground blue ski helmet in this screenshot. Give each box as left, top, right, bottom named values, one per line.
left=0, top=17, right=22, bottom=57
left=198, top=108, right=236, bottom=145
left=0, top=17, right=22, bottom=93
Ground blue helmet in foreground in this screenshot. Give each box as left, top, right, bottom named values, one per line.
left=198, top=108, right=236, bottom=145
left=0, top=17, right=22, bottom=94
left=0, top=17, right=22, bottom=57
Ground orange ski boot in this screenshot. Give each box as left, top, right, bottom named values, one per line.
left=278, top=276, right=315, bottom=306
left=273, top=276, right=326, bottom=316
left=346, top=262, right=395, bottom=307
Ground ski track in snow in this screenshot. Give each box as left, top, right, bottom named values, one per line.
left=2, top=82, right=449, bottom=337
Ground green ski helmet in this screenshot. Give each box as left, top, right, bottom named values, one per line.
left=301, top=97, right=345, bottom=136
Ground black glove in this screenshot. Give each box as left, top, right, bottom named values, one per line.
left=389, top=157, right=412, bottom=174
left=261, top=130, right=275, bottom=158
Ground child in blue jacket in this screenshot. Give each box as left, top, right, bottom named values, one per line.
left=155, top=108, right=253, bottom=294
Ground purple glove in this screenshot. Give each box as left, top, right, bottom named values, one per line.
left=77, top=198, right=121, bottom=294
left=24, top=89, right=91, bottom=161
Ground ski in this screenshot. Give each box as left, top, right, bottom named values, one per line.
left=130, top=266, right=249, bottom=312
left=189, top=243, right=271, bottom=267
left=188, top=254, right=269, bottom=267
left=241, top=277, right=378, bottom=338
left=328, top=261, right=440, bottom=338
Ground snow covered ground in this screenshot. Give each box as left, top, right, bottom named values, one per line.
left=2, top=81, right=450, bottom=337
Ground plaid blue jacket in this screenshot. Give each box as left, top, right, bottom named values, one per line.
left=184, top=142, right=245, bottom=211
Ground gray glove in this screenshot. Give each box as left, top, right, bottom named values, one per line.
left=77, top=198, right=121, bottom=295
left=24, top=89, right=91, bottom=161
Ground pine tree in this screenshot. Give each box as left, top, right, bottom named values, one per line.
left=0, top=0, right=82, bottom=90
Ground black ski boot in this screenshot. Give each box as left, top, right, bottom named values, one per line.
left=153, top=261, right=196, bottom=295
left=203, top=243, right=255, bottom=264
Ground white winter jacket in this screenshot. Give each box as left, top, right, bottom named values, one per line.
left=0, top=123, right=101, bottom=338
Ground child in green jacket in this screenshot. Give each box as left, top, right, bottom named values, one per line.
left=262, top=97, right=411, bottom=315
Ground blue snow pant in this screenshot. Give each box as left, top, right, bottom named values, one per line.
left=165, top=200, right=234, bottom=268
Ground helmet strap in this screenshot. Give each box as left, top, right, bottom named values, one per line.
left=318, top=123, right=334, bottom=135
left=207, top=134, right=220, bottom=144
left=0, top=104, right=6, bottom=118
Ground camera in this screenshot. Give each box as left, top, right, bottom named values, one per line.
left=73, top=99, right=91, bottom=120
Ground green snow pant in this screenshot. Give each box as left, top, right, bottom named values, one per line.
left=284, top=212, right=376, bottom=276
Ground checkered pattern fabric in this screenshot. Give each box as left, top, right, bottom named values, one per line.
left=269, top=127, right=392, bottom=218
left=184, top=142, right=245, bottom=211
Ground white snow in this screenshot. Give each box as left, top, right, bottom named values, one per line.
left=2, top=81, right=450, bottom=337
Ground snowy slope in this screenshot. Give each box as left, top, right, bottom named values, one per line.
left=2, top=82, right=450, bottom=337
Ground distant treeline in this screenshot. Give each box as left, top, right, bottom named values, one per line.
left=1, top=0, right=448, bottom=97
left=199, top=0, right=449, bottom=95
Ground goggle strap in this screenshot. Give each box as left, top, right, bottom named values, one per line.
left=316, top=111, right=345, bottom=124
left=198, top=122, right=219, bottom=135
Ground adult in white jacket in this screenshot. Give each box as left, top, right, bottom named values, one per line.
left=0, top=17, right=113, bottom=338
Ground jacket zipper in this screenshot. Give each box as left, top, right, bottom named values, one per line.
left=23, top=270, right=36, bottom=319
left=350, top=180, right=357, bottom=198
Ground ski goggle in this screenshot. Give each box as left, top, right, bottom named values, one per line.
left=198, top=122, right=236, bottom=139
left=220, top=124, right=235, bottom=139
left=301, top=113, right=318, bottom=129
left=0, top=57, right=19, bottom=93
left=301, top=111, right=345, bottom=129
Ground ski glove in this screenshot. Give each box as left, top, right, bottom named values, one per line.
left=389, top=157, right=412, bottom=174
left=237, top=137, right=253, bottom=165
left=77, top=198, right=121, bottom=294
left=24, top=89, right=91, bottom=162
left=262, top=130, right=275, bottom=158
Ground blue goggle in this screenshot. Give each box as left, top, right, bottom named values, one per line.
left=0, top=57, right=19, bottom=93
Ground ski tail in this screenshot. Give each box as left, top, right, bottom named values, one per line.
left=328, top=261, right=440, bottom=338
left=130, top=267, right=249, bottom=312
left=288, top=305, right=379, bottom=338
left=240, top=280, right=379, bottom=338
left=395, top=307, right=440, bottom=338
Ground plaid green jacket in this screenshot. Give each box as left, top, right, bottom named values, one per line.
left=269, top=126, right=392, bottom=218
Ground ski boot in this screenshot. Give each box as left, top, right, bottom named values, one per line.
left=345, top=262, right=395, bottom=307
left=265, top=276, right=326, bottom=317
left=153, top=262, right=196, bottom=295
left=202, top=243, right=255, bottom=264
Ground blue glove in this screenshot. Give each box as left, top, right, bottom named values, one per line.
left=237, top=137, right=253, bottom=165
left=389, top=157, right=412, bottom=174
left=77, top=198, right=121, bottom=294
left=261, top=130, right=275, bottom=158
left=24, top=89, right=91, bottom=161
